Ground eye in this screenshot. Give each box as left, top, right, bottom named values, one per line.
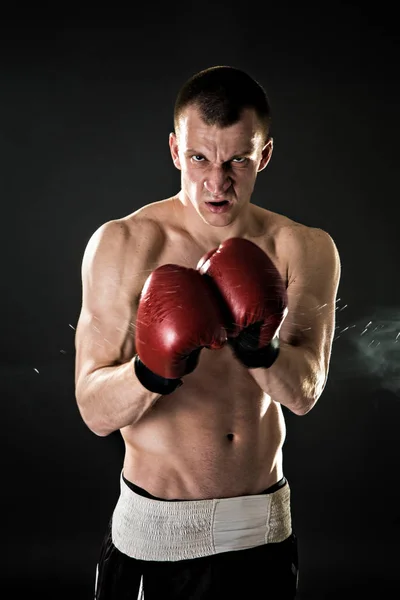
left=232, top=157, right=248, bottom=164
left=191, top=155, right=205, bottom=162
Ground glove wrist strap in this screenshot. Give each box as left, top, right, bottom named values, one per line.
left=134, top=355, right=182, bottom=396
left=230, top=336, right=280, bottom=369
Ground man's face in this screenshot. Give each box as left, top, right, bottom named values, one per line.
left=169, top=105, right=273, bottom=227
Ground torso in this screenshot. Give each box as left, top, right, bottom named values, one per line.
left=118, top=197, right=301, bottom=500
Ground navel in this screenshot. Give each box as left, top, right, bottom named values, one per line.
left=226, top=433, right=234, bottom=442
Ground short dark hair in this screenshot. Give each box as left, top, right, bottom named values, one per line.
left=174, top=65, right=271, bottom=141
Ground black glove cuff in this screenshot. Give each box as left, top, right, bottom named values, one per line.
left=230, top=336, right=280, bottom=369
left=134, top=355, right=182, bottom=396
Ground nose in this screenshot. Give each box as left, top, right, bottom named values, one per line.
left=204, top=165, right=231, bottom=197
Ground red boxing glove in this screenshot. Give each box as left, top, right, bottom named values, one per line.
left=135, top=264, right=227, bottom=394
left=197, top=238, right=288, bottom=369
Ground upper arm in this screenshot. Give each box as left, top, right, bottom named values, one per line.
left=279, top=226, right=341, bottom=375
left=74, top=218, right=162, bottom=392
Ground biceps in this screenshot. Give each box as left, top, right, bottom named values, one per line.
left=279, top=287, right=336, bottom=353
left=75, top=307, right=136, bottom=380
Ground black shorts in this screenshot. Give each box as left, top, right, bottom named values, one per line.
left=94, top=480, right=299, bottom=600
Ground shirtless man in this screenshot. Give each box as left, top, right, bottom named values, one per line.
left=75, top=66, right=341, bottom=599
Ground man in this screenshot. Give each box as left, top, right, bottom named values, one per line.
left=75, top=65, right=341, bottom=599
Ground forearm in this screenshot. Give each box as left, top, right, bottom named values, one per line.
left=248, top=342, right=326, bottom=415
left=75, top=359, right=160, bottom=436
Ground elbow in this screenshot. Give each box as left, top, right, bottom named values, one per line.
left=75, top=391, right=114, bottom=438
left=86, top=418, right=114, bottom=437
left=91, top=427, right=114, bottom=438
left=291, top=396, right=316, bottom=416
left=291, top=373, right=326, bottom=416
left=79, top=408, right=115, bottom=437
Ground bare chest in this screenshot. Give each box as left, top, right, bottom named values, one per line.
left=135, top=229, right=287, bottom=295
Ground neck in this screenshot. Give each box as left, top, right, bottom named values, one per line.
left=175, top=191, right=261, bottom=248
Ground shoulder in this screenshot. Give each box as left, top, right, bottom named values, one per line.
left=260, top=208, right=340, bottom=281
left=278, top=222, right=341, bottom=287
left=82, top=200, right=174, bottom=265
left=260, top=208, right=338, bottom=256
left=80, top=220, right=167, bottom=290
left=270, top=210, right=339, bottom=259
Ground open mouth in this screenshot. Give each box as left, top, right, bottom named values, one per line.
left=205, top=200, right=232, bottom=214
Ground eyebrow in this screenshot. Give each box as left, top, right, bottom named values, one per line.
left=184, top=148, right=253, bottom=157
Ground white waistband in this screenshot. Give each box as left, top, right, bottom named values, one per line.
left=111, top=474, right=292, bottom=562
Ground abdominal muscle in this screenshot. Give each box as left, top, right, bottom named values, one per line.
left=121, top=346, right=286, bottom=500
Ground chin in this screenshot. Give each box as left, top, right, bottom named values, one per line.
left=200, top=211, right=236, bottom=228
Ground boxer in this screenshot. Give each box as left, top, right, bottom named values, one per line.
left=75, top=65, right=341, bottom=599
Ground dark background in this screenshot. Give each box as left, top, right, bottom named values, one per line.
left=2, top=4, right=400, bottom=598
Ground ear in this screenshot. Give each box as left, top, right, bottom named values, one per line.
left=257, top=137, right=273, bottom=172
left=169, top=132, right=181, bottom=170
